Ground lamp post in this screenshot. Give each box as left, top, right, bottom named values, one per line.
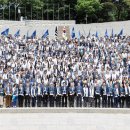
left=9, top=2, right=14, bottom=20
left=85, top=14, right=88, bottom=24
left=14, top=3, right=19, bottom=20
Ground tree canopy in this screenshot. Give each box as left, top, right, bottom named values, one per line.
left=0, top=0, right=130, bottom=23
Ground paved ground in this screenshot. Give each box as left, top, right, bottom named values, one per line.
left=0, top=113, right=130, bottom=130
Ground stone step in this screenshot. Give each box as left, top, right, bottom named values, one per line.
left=0, top=108, right=130, bottom=114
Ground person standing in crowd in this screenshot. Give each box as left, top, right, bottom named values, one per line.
left=76, top=82, right=83, bottom=107
left=12, top=84, right=18, bottom=107
left=31, top=84, right=36, bottom=107
left=61, top=82, right=68, bottom=107
left=125, top=83, right=130, bottom=108
left=68, top=82, right=75, bottom=107
left=18, top=82, right=24, bottom=107
left=83, top=82, right=90, bottom=107
left=36, top=83, right=43, bottom=107
left=25, top=81, right=31, bottom=107
left=94, top=81, right=101, bottom=108
left=107, top=80, right=114, bottom=108
left=119, top=84, right=125, bottom=108
left=49, top=83, right=55, bottom=107
left=113, top=84, right=120, bottom=108
left=0, top=83, right=4, bottom=107
left=43, top=83, right=49, bottom=107
left=101, top=82, right=108, bottom=108
left=56, top=82, right=62, bottom=107
left=5, top=83, right=12, bottom=108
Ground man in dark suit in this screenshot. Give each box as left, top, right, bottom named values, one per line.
left=49, top=83, right=56, bottom=107
left=113, top=84, right=120, bottom=108
left=18, top=82, right=24, bottom=107
left=24, top=82, right=31, bottom=107
left=43, top=83, right=49, bottom=107
left=31, top=83, right=36, bottom=107
left=36, top=83, right=43, bottom=107
left=68, top=82, right=75, bottom=107
left=76, top=82, right=83, bottom=107
left=101, top=82, right=109, bottom=108
left=94, top=82, right=101, bottom=108
left=56, top=82, right=62, bottom=107
left=61, top=82, right=68, bottom=107
left=125, top=83, right=130, bottom=108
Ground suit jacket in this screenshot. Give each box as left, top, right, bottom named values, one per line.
left=69, top=86, right=75, bottom=95
left=49, top=86, right=56, bottom=96
left=76, top=85, right=83, bottom=96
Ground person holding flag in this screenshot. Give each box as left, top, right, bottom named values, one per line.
left=42, top=29, right=49, bottom=39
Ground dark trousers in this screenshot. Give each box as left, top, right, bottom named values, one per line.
left=25, top=95, right=30, bottom=107
left=18, top=95, right=24, bottom=107
left=83, top=97, right=89, bottom=107
left=119, top=96, right=125, bottom=108
left=114, top=97, right=119, bottom=108
left=76, top=94, right=82, bottom=107
left=126, top=95, right=130, bottom=108
left=43, top=95, right=48, bottom=107
left=108, top=96, right=113, bottom=108
left=89, top=97, right=94, bottom=107
left=37, top=95, right=42, bottom=107
left=95, top=94, right=100, bottom=107
left=31, top=96, right=36, bottom=107
left=49, top=95, right=54, bottom=107
left=56, top=95, right=61, bottom=107
left=69, top=95, right=75, bottom=107
left=62, top=94, right=67, bottom=107
left=102, top=95, right=107, bottom=108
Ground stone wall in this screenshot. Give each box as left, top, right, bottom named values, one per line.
left=0, top=20, right=129, bottom=39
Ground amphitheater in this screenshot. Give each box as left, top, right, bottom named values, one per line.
left=0, top=20, right=130, bottom=130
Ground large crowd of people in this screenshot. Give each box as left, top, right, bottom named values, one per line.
left=0, top=34, right=130, bottom=108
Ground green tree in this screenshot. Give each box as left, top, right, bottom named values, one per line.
left=76, top=0, right=102, bottom=23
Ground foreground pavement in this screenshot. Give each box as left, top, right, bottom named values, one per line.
left=0, top=108, right=130, bottom=130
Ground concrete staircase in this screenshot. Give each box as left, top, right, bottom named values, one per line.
left=58, top=26, right=70, bottom=40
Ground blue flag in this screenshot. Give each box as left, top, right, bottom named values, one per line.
left=111, top=29, right=114, bottom=37
left=118, top=29, right=123, bottom=36
left=31, top=30, right=36, bottom=39
left=1, top=28, right=9, bottom=36
left=14, top=29, right=20, bottom=37
left=105, top=29, right=108, bottom=37
left=78, top=31, right=81, bottom=39
left=71, top=27, right=75, bottom=39
left=42, top=29, right=49, bottom=39
left=96, top=31, right=98, bottom=38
